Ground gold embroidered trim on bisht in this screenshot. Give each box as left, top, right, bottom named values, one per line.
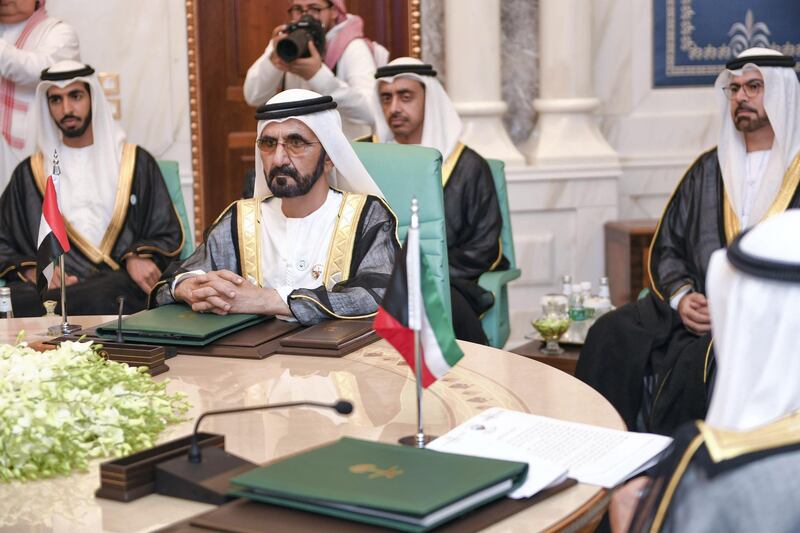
left=323, top=192, right=368, bottom=290
left=288, top=293, right=377, bottom=320
left=699, top=411, right=800, bottom=463
left=236, top=196, right=263, bottom=287
left=723, top=151, right=800, bottom=244
left=98, top=143, right=137, bottom=261
left=31, top=146, right=139, bottom=271
left=646, top=151, right=711, bottom=301
left=441, top=142, right=466, bottom=187
left=649, top=433, right=704, bottom=533
left=489, top=238, right=504, bottom=271
left=703, top=339, right=714, bottom=384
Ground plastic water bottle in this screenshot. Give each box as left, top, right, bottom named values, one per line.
left=598, top=277, right=611, bottom=301
left=586, top=277, right=613, bottom=319
left=568, top=284, right=585, bottom=321
left=561, top=275, right=572, bottom=298
left=0, top=287, right=13, bottom=319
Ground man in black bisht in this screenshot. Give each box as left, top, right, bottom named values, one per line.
left=365, top=57, right=508, bottom=345
left=576, top=48, right=800, bottom=435
left=0, top=60, right=183, bottom=316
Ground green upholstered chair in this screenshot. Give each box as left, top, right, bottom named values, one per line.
left=478, top=159, right=522, bottom=348
left=350, top=142, right=452, bottom=324
left=156, top=160, right=194, bottom=259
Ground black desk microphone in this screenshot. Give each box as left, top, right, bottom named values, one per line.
left=156, top=399, right=354, bottom=504
left=188, top=399, right=354, bottom=463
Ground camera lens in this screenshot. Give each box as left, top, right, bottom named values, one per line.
left=276, top=38, right=302, bottom=62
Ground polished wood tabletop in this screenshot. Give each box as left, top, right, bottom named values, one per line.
left=0, top=316, right=624, bottom=532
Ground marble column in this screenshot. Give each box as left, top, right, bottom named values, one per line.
left=523, top=0, right=618, bottom=168
left=444, top=0, right=525, bottom=166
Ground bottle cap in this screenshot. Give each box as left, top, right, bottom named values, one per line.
left=0, top=287, right=10, bottom=297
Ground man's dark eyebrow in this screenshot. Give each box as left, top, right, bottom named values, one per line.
left=285, top=132, right=311, bottom=143
left=68, top=90, right=86, bottom=97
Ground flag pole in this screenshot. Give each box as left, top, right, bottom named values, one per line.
left=46, top=149, right=80, bottom=335
left=398, top=197, right=433, bottom=448
left=59, top=254, right=68, bottom=331
left=413, top=327, right=425, bottom=447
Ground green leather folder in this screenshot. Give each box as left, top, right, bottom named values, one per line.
left=229, top=437, right=528, bottom=532
left=96, top=304, right=268, bottom=346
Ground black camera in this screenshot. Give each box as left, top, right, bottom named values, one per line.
left=276, top=15, right=326, bottom=62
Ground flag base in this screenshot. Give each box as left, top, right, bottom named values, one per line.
left=48, top=322, right=82, bottom=335
left=398, top=434, right=438, bottom=448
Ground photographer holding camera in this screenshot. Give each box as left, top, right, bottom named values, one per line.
left=244, top=0, right=385, bottom=139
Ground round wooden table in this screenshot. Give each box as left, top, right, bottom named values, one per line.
left=0, top=316, right=624, bottom=532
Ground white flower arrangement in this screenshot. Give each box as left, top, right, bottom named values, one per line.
left=0, top=338, right=190, bottom=482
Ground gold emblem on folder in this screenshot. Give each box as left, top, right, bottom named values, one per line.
left=349, top=464, right=404, bottom=479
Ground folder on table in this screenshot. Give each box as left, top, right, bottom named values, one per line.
left=229, top=437, right=528, bottom=532
left=96, top=304, right=267, bottom=346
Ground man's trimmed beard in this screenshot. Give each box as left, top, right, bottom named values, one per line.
left=57, top=107, right=93, bottom=139
left=265, top=149, right=327, bottom=198
left=733, top=103, right=771, bottom=133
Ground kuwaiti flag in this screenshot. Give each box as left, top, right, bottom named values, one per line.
left=373, top=225, right=463, bottom=388
left=36, top=172, right=71, bottom=293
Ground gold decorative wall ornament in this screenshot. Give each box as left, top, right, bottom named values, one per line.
left=185, top=0, right=204, bottom=244
left=97, top=72, right=121, bottom=120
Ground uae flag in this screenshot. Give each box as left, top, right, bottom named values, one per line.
left=373, top=225, right=463, bottom=388
left=36, top=172, right=70, bottom=293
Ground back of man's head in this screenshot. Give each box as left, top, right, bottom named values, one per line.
left=706, top=209, right=800, bottom=430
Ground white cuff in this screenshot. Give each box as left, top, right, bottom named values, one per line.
left=171, top=269, right=205, bottom=296
left=274, top=285, right=294, bottom=305
left=670, top=286, right=692, bottom=310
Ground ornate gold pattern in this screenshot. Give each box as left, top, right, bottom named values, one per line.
left=649, top=433, right=704, bottom=533
left=699, top=411, right=800, bottom=463
left=236, top=197, right=263, bottom=286
left=349, top=464, right=404, bottom=479
left=185, top=0, right=203, bottom=244
left=31, top=145, right=138, bottom=271
left=323, top=192, right=368, bottom=290
left=408, top=0, right=422, bottom=59
left=441, top=142, right=465, bottom=187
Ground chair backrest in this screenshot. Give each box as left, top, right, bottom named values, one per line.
left=486, top=159, right=517, bottom=269
left=157, top=160, right=194, bottom=259
left=350, top=142, right=452, bottom=321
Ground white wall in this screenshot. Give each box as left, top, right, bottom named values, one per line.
left=46, top=0, right=194, bottom=236
left=593, top=0, right=719, bottom=219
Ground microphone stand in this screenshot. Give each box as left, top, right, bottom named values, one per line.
left=155, top=399, right=353, bottom=504
left=189, top=400, right=353, bottom=463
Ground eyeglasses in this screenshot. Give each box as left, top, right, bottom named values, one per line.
left=287, top=3, right=330, bottom=19
left=256, top=136, right=321, bottom=157
left=722, top=80, right=765, bottom=99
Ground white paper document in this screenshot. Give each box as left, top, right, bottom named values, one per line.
left=428, top=431, right=568, bottom=499
left=430, top=408, right=673, bottom=490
